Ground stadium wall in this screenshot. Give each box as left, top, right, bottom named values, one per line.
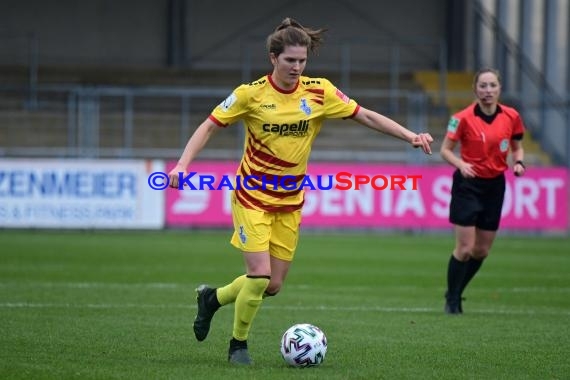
left=0, top=0, right=446, bottom=70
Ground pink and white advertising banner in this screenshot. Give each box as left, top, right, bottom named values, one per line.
left=165, top=161, right=568, bottom=230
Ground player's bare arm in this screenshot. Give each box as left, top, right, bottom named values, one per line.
left=168, top=118, right=219, bottom=188
left=510, top=140, right=525, bottom=176
left=352, top=106, right=433, bottom=154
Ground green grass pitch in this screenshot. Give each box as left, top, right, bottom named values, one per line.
left=1, top=230, right=568, bottom=379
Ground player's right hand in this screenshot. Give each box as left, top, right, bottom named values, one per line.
left=168, top=164, right=186, bottom=188
left=411, top=133, right=434, bottom=155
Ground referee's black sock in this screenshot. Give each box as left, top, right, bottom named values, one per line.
left=446, top=255, right=467, bottom=300
left=459, top=257, right=484, bottom=296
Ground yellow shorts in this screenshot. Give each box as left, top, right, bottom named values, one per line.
left=230, top=196, right=302, bottom=261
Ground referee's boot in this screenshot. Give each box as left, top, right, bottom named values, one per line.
left=193, top=284, right=221, bottom=341
left=444, top=291, right=463, bottom=315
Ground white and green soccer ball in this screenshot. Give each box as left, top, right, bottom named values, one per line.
left=280, top=323, right=327, bottom=367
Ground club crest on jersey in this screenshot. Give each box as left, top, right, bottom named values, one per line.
left=300, top=98, right=312, bottom=115
left=219, top=92, right=237, bottom=112
left=499, top=138, right=509, bottom=152
left=238, top=225, right=247, bottom=244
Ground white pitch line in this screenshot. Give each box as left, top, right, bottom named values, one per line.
left=1, top=282, right=569, bottom=293
left=507, top=287, right=570, bottom=293
left=0, top=282, right=183, bottom=289
left=0, top=302, right=568, bottom=316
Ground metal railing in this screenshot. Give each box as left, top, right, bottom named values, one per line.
left=0, top=29, right=451, bottom=165
left=0, top=84, right=436, bottom=163
left=237, top=36, right=448, bottom=113
left=471, top=0, right=570, bottom=166
left=1, top=30, right=449, bottom=116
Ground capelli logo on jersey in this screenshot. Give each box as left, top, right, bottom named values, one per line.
left=262, top=120, right=309, bottom=137
left=260, top=103, right=277, bottom=110
left=248, top=79, right=267, bottom=86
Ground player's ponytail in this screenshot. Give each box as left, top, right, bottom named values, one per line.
left=267, top=17, right=327, bottom=56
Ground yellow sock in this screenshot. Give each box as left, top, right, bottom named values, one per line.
left=216, top=275, right=247, bottom=306
left=233, top=276, right=269, bottom=341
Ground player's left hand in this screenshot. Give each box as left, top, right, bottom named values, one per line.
left=514, top=161, right=526, bottom=177
left=411, top=133, right=434, bottom=155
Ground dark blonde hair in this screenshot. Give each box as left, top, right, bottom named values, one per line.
left=473, top=67, right=501, bottom=88
left=266, top=17, right=327, bottom=56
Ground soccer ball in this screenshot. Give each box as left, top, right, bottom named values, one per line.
left=280, top=323, right=327, bottom=367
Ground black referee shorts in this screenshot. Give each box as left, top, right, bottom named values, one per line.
left=449, top=170, right=506, bottom=231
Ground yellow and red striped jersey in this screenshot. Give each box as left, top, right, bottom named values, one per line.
left=209, top=74, right=359, bottom=212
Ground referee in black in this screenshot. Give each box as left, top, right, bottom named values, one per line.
left=440, top=68, right=526, bottom=314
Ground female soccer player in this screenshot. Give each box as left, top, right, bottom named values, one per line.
left=440, top=68, right=526, bottom=314
left=168, top=17, right=434, bottom=364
